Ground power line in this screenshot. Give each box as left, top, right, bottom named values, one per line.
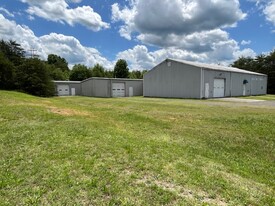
left=28, top=48, right=39, bottom=58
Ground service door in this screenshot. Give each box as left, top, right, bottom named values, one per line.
left=129, top=87, right=133, bottom=97
left=71, top=88, right=76, bottom=96
left=205, top=83, right=209, bottom=98
left=213, top=79, right=225, bottom=98
left=112, top=83, right=125, bottom=97
left=57, top=85, right=70, bottom=96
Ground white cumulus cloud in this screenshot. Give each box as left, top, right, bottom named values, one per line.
left=249, top=0, right=275, bottom=26
left=263, top=0, right=275, bottom=25
left=0, top=14, right=112, bottom=69
left=0, top=7, right=14, bottom=17
left=241, top=40, right=252, bottom=45
left=21, top=0, right=109, bottom=31
left=112, top=0, right=246, bottom=39
left=111, top=0, right=251, bottom=66
left=117, top=44, right=256, bottom=70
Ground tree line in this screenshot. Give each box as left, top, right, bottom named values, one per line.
left=1, top=39, right=274, bottom=97
left=0, top=39, right=147, bottom=97
left=69, top=60, right=147, bottom=81
left=231, top=50, right=275, bottom=94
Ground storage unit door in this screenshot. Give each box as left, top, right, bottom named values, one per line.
left=57, top=85, right=70, bottom=96
left=213, top=79, right=225, bottom=98
left=112, top=83, right=125, bottom=97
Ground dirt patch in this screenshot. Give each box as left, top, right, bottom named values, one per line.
left=10, top=102, right=52, bottom=107
left=10, top=102, right=93, bottom=117
left=49, top=107, right=92, bottom=117
left=136, top=175, right=227, bottom=205
left=201, top=161, right=273, bottom=203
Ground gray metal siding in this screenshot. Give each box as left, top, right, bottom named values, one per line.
left=202, top=69, right=231, bottom=98
left=144, top=61, right=201, bottom=98
left=144, top=59, right=267, bottom=99
left=252, top=75, right=267, bottom=95
left=92, top=79, right=111, bottom=97
left=231, top=73, right=250, bottom=96
left=202, top=71, right=267, bottom=98
left=81, top=80, right=93, bottom=97
left=125, top=80, right=143, bottom=96
left=54, top=82, right=81, bottom=96
left=81, top=79, right=111, bottom=97
left=110, top=80, right=143, bottom=97
left=231, top=73, right=267, bottom=96
left=81, top=78, right=143, bottom=98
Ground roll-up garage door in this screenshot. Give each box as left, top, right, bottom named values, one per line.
left=112, top=83, right=125, bottom=97
left=57, top=85, right=70, bottom=96
left=213, top=79, right=225, bottom=98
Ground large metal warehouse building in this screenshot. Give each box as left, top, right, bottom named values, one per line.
left=54, top=78, right=143, bottom=98
left=144, top=59, right=267, bottom=99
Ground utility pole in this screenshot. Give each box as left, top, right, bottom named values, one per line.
left=29, top=48, right=39, bottom=58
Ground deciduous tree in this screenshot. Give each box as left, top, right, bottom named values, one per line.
left=69, top=64, right=92, bottom=81
left=91, top=64, right=105, bottom=77
left=113, top=59, right=129, bottom=78
left=0, top=52, right=15, bottom=90
left=47, top=54, right=69, bottom=72
left=0, top=40, right=25, bottom=66
left=232, top=50, right=275, bottom=94
left=16, top=58, right=55, bottom=97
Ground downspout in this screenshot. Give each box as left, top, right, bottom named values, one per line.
left=230, top=72, right=232, bottom=97
left=200, top=67, right=204, bottom=99
left=109, top=79, right=112, bottom=97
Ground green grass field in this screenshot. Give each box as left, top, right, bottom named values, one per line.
left=0, top=91, right=274, bottom=206
left=239, top=95, right=275, bottom=101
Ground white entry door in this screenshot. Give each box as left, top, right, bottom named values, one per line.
left=129, top=87, right=133, bottom=97
left=112, top=83, right=125, bottom=97
left=213, top=79, right=225, bottom=98
left=71, top=88, right=76, bottom=96
left=205, top=83, right=209, bottom=98
left=57, top=85, right=70, bottom=96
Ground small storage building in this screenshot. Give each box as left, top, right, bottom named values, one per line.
left=54, top=78, right=143, bottom=97
left=81, top=77, right=143, bottom=97
left=144, top=59, right=267, bottom=99
left=54, top=81, right=81, bottom=96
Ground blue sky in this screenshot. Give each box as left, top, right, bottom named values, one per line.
left=0, top=0, right=274, bottom=70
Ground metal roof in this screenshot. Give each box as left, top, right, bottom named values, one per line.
left=167, top=58, right=266, bottom=76
left=53, top=81, right=81, bottom=83
left=81, top=77, right=143, bottom=83
left=54, top=78, right=143, bottom=84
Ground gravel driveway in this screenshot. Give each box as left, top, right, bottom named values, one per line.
left=209, top=98, right=275, bottom=108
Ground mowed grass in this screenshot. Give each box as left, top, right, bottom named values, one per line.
left=239, top=95, right=275, bottom=101
left=0, top=91, right=274, bottom=206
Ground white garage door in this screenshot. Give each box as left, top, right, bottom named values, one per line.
left=57, top=85, right=70, bottom=96
left=213, top=79, right=225, bottom=98
left=112, top=83, right=125, bottom=97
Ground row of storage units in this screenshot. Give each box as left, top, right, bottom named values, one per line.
left=55, top=59, right=267, bottom=99
left=54, top=78, right=143, bottom=98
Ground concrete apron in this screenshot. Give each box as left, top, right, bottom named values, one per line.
left=211, top=98, right=265, bottom=103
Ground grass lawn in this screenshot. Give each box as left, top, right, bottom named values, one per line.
left=0, top=91, right=274, bottom=205
left=238, top=95, right=275, bottom=101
